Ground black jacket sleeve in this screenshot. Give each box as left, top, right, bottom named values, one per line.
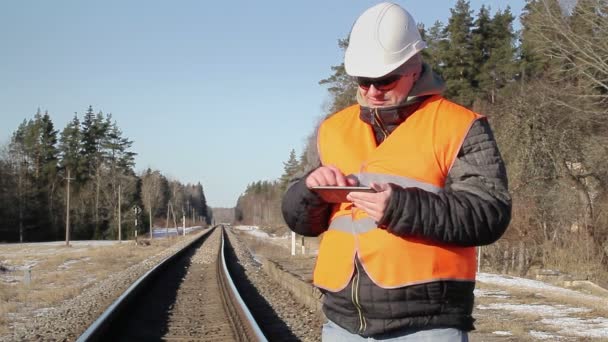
left=281, top=168, right=333, bottom=237
left=378, top=118, right=511, bottom=246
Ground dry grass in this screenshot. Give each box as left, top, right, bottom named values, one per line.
left=484, top=233, right=608, bottom=288
left=0, top=237, right=185, bottom=336
left=501, top=285, right=608, bottom=317
left=0, top=285, right=17, bottom=335
left=235, top=230, right=320, bottom=262
left=540, top=236, right=608, bottom=286
left=239, top=233, right=291, bottom=261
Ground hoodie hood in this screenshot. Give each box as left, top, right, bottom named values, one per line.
left=357, top=63, right=445, bottom=109
left=357, top=63, right=446, bottom=138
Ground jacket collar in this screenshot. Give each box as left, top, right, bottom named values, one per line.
left=358, top=63, right=445, bottom=128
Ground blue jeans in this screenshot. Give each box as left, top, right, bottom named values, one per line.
left=322, top=320, right=469, bottom=342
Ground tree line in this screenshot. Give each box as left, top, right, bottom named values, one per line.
left=236, top=0, right=608, bottom=285
left=0, top=106, right=211, bottom=242
left=235, top=149, right=303, bottom=227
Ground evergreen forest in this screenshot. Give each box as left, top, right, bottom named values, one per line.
left=0, top=106, right=211, bottom=242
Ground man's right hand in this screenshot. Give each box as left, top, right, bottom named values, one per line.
left=305, top=165, right=358, bottom=188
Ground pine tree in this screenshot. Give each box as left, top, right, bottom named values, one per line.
left=80, top=106, right=109, bottom=181
left=37, top=111, right=60, bottom=238
left=80, top=108, right=111, bottom=238
left=58, top=114, right=82, bottom=178
left=9, top=120, right=34, bottom=242
left=280, top=149, right=300, bottom=190
left=39, top=112, right=59, bottom=184
left=424, top=20, right=448, bottom=76
left=99, top=117, right=137, bottom=239
left=5, top=111, right=61, bottom=240
left=319, top=38, right=358, bottom=115
left=103, top=120, right=136, bottom=174
left=473, top=6, right=518, bottom=103
left=195, top=182, right=208, bottom=222
left=442, top=0, right=477, bottom=107
left=0, top=158, right=17, bottom=240
left=472, top=5, right=493, bottom=90
left=58, top=115, right=83, bottom=239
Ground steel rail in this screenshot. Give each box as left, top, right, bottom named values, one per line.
left=76, top=227, right=215, bottom=342
left=219, top=228, right=268, bottom=341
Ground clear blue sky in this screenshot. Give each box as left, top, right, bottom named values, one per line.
left=0, top=0, right=525, bottom=208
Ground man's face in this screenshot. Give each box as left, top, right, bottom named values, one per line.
left=357, top=73, right=416, bottom=107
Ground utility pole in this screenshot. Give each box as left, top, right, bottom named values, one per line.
left=133, top=206, right=140, bottom=239
left=118, top=183, right=122, bottom=242
left=166, top=202, right=171, bottom=237
left=65, top=169, right=74, bottom=247
left=149, top=201, right=153, bottom=239
left=186, top=200, right=190, bottom=224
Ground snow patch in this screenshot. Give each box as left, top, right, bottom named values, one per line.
left=235, top=225, right=287, bottom=240
left=477, top=303, right=590, bottom=316
left=474, top=288, right=510, bottom=299
left=492, top=331, right=512, bottom=336
left=478, top=302, right=608, bottom=338
left=529, top=330, right=560, bottom=340
left=58, top=259, right=82, bottom=270
left=477, top=273, right=604, bottom=303
left=541, top=316, right=608, bottom=339
left=234, top=225, right=258, bottom=231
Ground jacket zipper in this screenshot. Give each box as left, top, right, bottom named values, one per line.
left=352, top=259, right=367, bottom=333
left=373, top=108, right=390, bottom=140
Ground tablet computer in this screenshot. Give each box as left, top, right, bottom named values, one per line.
left=311, top=186, right=376, bottom=203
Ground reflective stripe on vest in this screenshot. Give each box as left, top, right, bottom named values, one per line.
left=313, top=95, right=481, bottom=291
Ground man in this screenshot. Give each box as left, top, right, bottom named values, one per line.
left=282, top=2, right=511, bottom=342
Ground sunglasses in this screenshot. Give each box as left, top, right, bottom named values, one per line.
left=356, top=74, right=403, bottom=91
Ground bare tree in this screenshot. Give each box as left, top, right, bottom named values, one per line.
left=168, top=180, right=185, bottom=227
left=526, top=0, right=608, bottom=117
left=141, top=169, right=163, bottom=238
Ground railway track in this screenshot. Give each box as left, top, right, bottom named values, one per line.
left=77, top=226, right=268, bottom=341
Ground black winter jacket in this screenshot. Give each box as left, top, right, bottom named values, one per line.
left=281, top=98, right=511, bottom=337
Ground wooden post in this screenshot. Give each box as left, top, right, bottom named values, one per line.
left=166, top=202, right=170, bottom=237
left=291, top=232, right=296, bottom=256
left=23, top=267, right=31, bottom=286
left=65, top=169, right=72, bottom=247
left=149, top=203, right=153, bottom=239
left=118, top=183, right=122, bottom=242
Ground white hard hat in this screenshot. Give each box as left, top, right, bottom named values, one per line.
left=344, top=2, right=427, bottom=78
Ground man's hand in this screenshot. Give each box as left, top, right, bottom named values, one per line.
left=346, top=182, right=392, bottom=222
left=305, top=165, right=358, bottom=188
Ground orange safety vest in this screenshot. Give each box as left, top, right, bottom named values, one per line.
left=314, top=95, right=481, bottom=292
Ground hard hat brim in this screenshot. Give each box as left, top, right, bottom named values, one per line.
left=344, top=40, right=427, bottom=78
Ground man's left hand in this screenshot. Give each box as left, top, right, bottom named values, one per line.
left=346, top=182, right=392, bottom=222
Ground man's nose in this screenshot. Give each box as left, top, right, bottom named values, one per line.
left=367, top=85, right=383, bottom=96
